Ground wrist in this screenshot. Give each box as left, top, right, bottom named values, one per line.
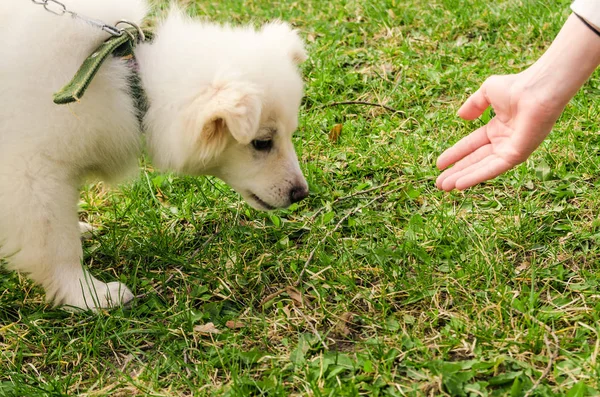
left=523, top=14, right=600, bottom=107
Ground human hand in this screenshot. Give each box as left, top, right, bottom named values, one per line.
left=435, top=73, right=565, bottom=191
left=436, top=13, right=600, bottom=192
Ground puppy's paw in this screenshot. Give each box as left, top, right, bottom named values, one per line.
left=56, top=278, right=134, bottom=311
left=78, top=221, right=95, bottom=240
left=104, top=281, right=135, bottom=307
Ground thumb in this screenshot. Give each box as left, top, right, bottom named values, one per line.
left=457, top=82, right=492, bottom=120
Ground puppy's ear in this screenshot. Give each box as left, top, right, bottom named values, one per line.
left=261, top=21, right=307, bottom=65
left=185, top=81, right=262, bottom=163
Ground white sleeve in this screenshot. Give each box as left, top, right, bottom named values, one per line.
left=572, top=0, right=600, bottom=29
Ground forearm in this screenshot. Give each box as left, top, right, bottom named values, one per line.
left=523, top=13, right=600, bottom=108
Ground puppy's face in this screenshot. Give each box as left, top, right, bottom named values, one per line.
left=212, top=115, right=308, bottom=211
left=170, top=22, right=309, bottom=210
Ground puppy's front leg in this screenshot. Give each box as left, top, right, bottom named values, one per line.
left=0, top=173, right=133, bottom=310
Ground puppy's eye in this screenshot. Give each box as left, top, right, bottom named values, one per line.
left=251, top=139, right=273, bottom=151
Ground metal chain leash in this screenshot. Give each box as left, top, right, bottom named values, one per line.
left=31, top=0, right=123, bottom=37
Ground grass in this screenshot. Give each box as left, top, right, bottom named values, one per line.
left=2, top=0, right=600, bottom=395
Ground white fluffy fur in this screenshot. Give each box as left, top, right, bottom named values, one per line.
left=0, top=0, right=308, bottom=310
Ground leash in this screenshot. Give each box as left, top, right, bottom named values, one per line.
left=32, top=0, right=152, bottom=111
left=31, top=0, right=124, bottom=36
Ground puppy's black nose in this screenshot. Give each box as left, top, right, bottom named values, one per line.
left=290, top=186, right=309, bottom=203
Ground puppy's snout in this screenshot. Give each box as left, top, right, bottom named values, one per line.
left=290, top=185, right=309, bottom=203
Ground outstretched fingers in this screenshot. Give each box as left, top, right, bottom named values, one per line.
left=436, top=143, right=493, bottom=190
left=437, top=153, right=514, bottom=191
left=453, top=156, right=514, bottom=190
left=436, top=125, right=490, bottom=171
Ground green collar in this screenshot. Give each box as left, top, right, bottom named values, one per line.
left=53, top=27, right=152, bottom=106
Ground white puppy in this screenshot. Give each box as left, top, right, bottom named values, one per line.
left=0, top=0, right=309, bottom=310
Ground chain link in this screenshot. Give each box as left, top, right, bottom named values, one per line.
left=31, top=0, right=123, bottom=37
